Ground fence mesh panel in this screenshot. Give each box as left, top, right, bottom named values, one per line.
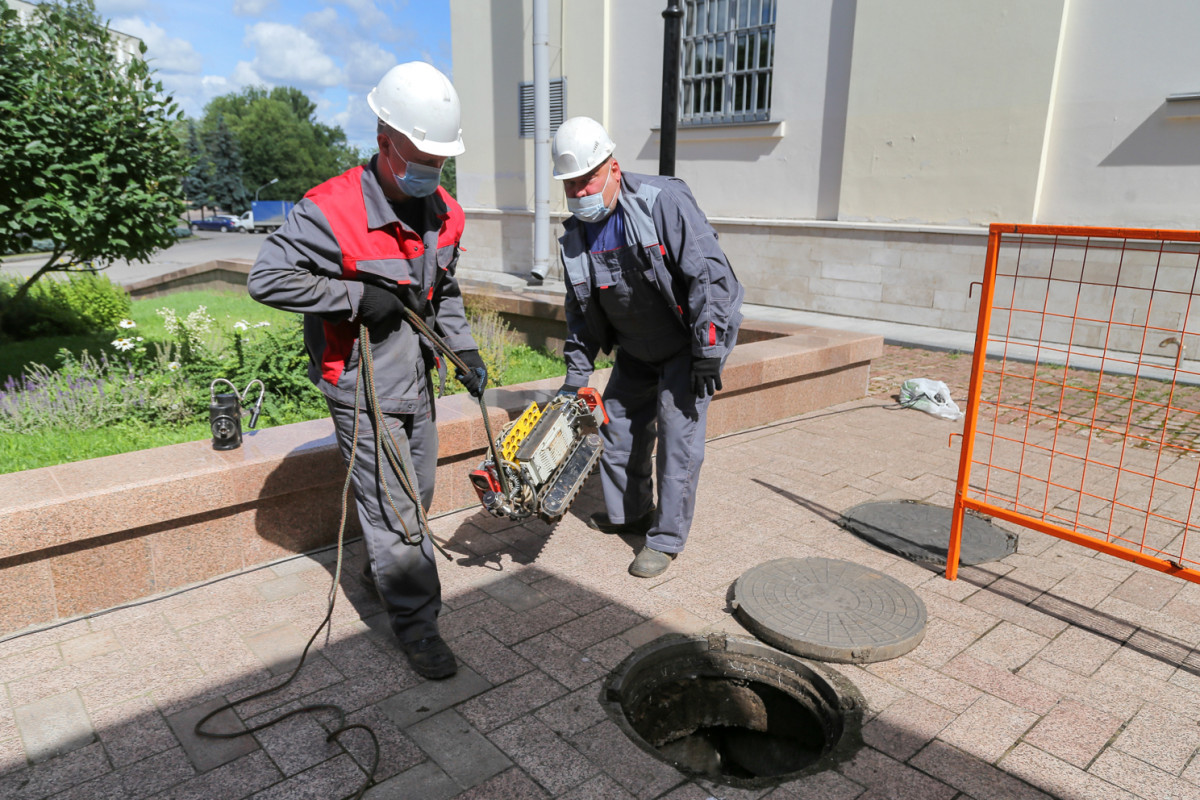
left=949, top=224, right=1200, bottom=583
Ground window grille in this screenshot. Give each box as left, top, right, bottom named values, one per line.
left=681, top=0, right=777, bottom=125
left=518, top=78, right=566, bottom=138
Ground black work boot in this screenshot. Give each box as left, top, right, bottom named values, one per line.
left=401, top=636, right=458, bottom=680
left=629, top=547, right=676, bottom=578
left=586, top=508, right=654, bottom=536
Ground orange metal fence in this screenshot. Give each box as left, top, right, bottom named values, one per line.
left=948, top=224, right=1200, bottom=584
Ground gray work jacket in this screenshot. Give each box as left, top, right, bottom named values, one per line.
left=559, top=171, right=744, bottom=387
left=247, top=158, right=477, bottom=414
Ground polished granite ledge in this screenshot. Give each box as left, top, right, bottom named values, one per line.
left=0, top=278, right=882, bottom=635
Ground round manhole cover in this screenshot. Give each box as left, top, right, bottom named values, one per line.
left=840, top=500, right=1017, bottom=566
left=733, top=557, right=926, bottom=663
left=603, top=633, right=863, bottom=788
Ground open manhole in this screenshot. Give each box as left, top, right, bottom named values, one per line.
left=602, top=633, right=862, bottom=789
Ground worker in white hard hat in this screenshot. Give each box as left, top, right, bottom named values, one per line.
left=248, top=62, right=485, bottom=680
left=551, top=116, right=744, bottom=578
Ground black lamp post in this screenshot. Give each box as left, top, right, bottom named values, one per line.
left=659, top=1, right=683, bottom=177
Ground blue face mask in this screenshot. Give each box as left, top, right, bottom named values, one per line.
left=389, top=149, right=443, bottom=198
left=567, top=167, right=615, bottom=223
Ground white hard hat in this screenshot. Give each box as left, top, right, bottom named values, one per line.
left=368, top=62, right=465, bottom=158
left=552, top=116, right=615, bottom=180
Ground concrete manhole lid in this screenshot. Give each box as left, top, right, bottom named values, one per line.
left=840, top=501, right=1017, bottom=566
left=733, top=557, right=926, bottom=664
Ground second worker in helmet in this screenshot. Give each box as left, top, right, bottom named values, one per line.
left=552, top=116, right=744, bottom=578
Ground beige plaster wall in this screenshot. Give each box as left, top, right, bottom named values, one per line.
left=603, top=1, right=822, bottom=220
left=1036, top=1, right=1200, bottom=228
left=451, top=0, right=609, bottom=271
left=449, top=0, right=1200, bottom=333
left=451, top=0, right=607, bottom=214
left=839, top=0, right=1066, bottom=225
left=452, top=0, right=855, bottom=222
left=451, top=0, right=521, bottom=210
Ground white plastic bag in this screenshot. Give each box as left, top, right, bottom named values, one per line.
left=899, top=378, right=964, bottom=421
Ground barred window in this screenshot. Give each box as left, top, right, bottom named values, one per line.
left=518, top=78, right=566, bottom=138
left=681, top=0, right=777, bottom=125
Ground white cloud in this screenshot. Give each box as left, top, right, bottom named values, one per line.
left=202, top=75, right=235, bottom=93
left=326, top=93, right=380, bottom=154
left=233, top=0, right=276, bottom=16
left=298, top=5, right=403, bottom=93
left=157, top=73, right=205, bottom=117
left=334, top=0, right=397, bottom=36
left=243, top=22, right=343, bottom=88
left=304, top=7, right=340, bottom=29
left=230, top=61, right=268, bottom=89
left=343, top=41, right=397, bottom=88
left=111, top=17, right=202, bottom=74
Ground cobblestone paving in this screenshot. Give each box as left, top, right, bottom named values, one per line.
left=870, top=344, right=1200, bottom=453
left=3, top=346, right=1200, bottom=800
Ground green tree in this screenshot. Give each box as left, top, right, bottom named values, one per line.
left=200, top=86, right=360, bottom=202
left=0, top=0, right=186, bottom=316
left=440, top=157, right=457, bottom=198
left=204, top=114, right=250, bottom=214
left=181, top=120, right=211, bottom=218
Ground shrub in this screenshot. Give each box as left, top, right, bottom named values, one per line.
left=1, top=295, right=569, bottom=455
left=0, top=309, right=318, bottom=434
left=0, top=272, right=131, bottom=341
left=0, top=346, right=192, bottom=433
left=464, top=300, right=518, bottom=388
left=225, top=317, right=318, bottom=424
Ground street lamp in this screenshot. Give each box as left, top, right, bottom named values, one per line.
left=255, top=178, right=279, bottom=202
left=660, top=1, right=683, bottom=177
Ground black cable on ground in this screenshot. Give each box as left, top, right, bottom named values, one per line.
left=191, top=314, right=505, bottom=799
left=193, top=597, right=380, bottom=800
left=194, top=324, right=386, bottom=800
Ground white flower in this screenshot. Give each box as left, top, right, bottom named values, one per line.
left=253, top=321, right=271, bottom=328
left=233, top=320, right=249, bottom=331
left=118, top=319, right=137, bottom=329
left=135, top=336, right=144, bottom=342
left=167, top=362, right=181, bottom=371
left=112, top=338, right=135, bottom=352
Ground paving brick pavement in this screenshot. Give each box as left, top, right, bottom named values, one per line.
left=3, top=345, right=1200, bottom=799
left=870, top=344, right=1200, bottom=452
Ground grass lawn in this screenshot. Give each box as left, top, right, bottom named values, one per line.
left=2, top=288, right=577, bottom=473
left=0, top=289, right=297, bottom=383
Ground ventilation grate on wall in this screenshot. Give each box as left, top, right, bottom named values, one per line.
left=519, top=78, right=566, bottom=138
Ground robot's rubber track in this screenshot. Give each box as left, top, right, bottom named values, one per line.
left=538, top=433, right=603, bottom=522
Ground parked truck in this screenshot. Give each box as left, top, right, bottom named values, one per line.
left=239, top=200, right=295, bottom=233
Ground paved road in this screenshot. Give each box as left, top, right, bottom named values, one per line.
left=1, top=230, right=268, bottom=286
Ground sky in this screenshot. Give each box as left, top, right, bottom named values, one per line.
left=94, top=0, right=453, bottom=153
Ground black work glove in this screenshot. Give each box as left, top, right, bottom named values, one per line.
left=358, top=284, right=413, bottom=334
left=557, top=382, right=584, bottom=397
left=455, top=349, right=488, bottom=398
left=691, top=357, right=723, bottom=397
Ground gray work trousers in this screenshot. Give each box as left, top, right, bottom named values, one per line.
left=327, top=394, right=441, bottom=644
left=598, top=330, right=736, bottom=554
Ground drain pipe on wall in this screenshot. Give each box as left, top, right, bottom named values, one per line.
left=530, top=0, right=551, bottom=283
